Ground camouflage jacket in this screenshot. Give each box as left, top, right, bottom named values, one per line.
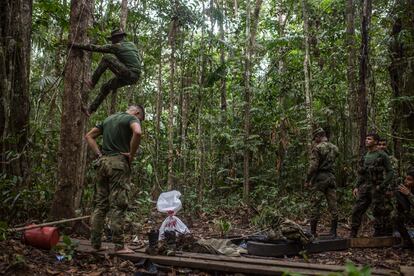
left=73, top=41, right=142, bottom=73
left=306, top=141, right=339, bottom=182
left=356, top=150, right=394, bottom=190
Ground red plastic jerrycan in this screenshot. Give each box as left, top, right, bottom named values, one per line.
left=23, top=225, right=60, bottom=250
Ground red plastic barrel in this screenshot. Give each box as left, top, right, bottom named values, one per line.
left=23, top=225, right=60, bottom=250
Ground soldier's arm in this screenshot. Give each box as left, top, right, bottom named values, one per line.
left=355, top=156, right=365, bottom=188
left=85, top=127, right=103, bottom=157
left=71, top=43, right=116, bottom=53
left=381, top=153, right=394, bottom=190
left=129, top=122, right=142, bottom=158
left=306, top=147, right=320, bottom=182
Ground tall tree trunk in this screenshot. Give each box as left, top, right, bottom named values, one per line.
left=346, top=0, right=358, bottom=159
left=152, top=41, right=163, bottom=199
left=167, top=4, right=179, bottom=189
left=243, top=0, right=263, bottom=204
left=120, top=0, right=128, bottom=31
left=0, top=0, right=32, bottom=184
left=218, top=0, right=227, bottom=114
left=198, top=0, right=207, bottom=201
left=275, top=0, right=289, bottom=178
left=110, top=0, right=129, bottom=114
left=389, top=2, right=414, bottom=164
left=301, top=0, right=313, bottom=152
left=50, top=0, right=93, bottom=220
left=358, top=0, right=372, bottom=156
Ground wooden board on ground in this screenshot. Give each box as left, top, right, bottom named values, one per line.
left=400, top=266, right=414, bottom=276
left=73, top=239, right=393, bottom=276
left=349, top=237, right=399, bottom=248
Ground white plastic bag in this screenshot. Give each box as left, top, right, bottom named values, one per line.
left=157, top=190, right=190, bottom=239
left=157, top=190, right=182, bottom=214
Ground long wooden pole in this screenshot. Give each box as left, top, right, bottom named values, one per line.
left=9, top=215, right=91, bottom=232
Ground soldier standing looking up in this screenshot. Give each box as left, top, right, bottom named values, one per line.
left=350, top=133, right=394, bottom=238
left=305, top=128, right=339, bottom=237
left=85, top=105, right=145, bottom=253
left=71, top=29, right=142, bottom=116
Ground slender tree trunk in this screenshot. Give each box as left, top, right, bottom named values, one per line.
left=301, top=0, right=313, bottom=152
left=243, top=0, right=263, bottom=204
left=152, top=41, right=163, bottom=199
left=120, top=0, right=128, bottom=31
left=218, top=0, right=227, bottom=114
left=167, top=5, right=179, bottom=189
left=346, top=0, right=358, bottom=159
left=50, top=0, right=93, bottom=220
left=389, top=2, right=414, bottom=164
left=275, top=0, right=289, bottom=178
left=0, top=0, right=32, bottom=184
left=358, top=0, right=372, bottom=156
left=198, top=0, right=207, bottom=201
left=110, top=0, right=129, bottom=114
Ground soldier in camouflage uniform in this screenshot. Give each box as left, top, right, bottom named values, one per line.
left=378, top=137, right=399, bottom=180
left=85, top=105, right=145, bottom=252
left=377, top=137, right=399, bottom=235
left=305, top=128, right=339, bottom=237
left=72, top=29, right=142, bottom=116
left=350, top=133, right=394, bottom=238
left=392, top=169, right=414, bottom=249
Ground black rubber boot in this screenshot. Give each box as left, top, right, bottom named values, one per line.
left=310, top=220, right=318, bottom=237
left=329, top=219, right=338, bottom=238
left=145, top=229, right=159, bottom=255
left=373, top=227, right=384, bottom=237
left=349, top=227, right=358, bottom=238
left=164, top=230, right=176, bottom=256
left=382, top=225, right=393, bottom=236
left=394, top=224, right=414, bottom=250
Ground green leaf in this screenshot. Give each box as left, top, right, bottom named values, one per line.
left=62, top=235, right=72, bottom=246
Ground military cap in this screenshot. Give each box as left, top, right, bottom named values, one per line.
left=107, top=29, right=127, bottom=40
left=312, top=127, right=325, bottom=139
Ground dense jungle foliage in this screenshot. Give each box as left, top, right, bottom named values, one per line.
left=1, top=0, right=413, bottom=228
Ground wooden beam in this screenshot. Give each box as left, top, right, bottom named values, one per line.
left=349, top=237, right=399, bottom=248
left=73, top=239, right=393, bottom=276
left=400, top=266, right=414, bottom=276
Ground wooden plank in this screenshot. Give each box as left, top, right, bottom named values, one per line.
left=349, top=237, right=399, bottom=248
left=176, top=250, right=348, bottom=272
left=76, top=243, right=334, bottom=275
left=75, top=239, right=342, bottom=271
left=400, top=266, right=414, bottom=276
left=73, top=239, right=391, bottom=275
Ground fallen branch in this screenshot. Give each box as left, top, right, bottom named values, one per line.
left=8, top=215, right=91, bottom=232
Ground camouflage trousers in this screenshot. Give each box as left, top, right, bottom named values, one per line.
left=91, top=155, right=131, bottom=249
left=89, top=54, right=140, bottom=113
left=351, top=184, right=393, bottom=233
left=392, top=192, right=413, bottom=241
left=309, top=172, right=338, bottom=221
